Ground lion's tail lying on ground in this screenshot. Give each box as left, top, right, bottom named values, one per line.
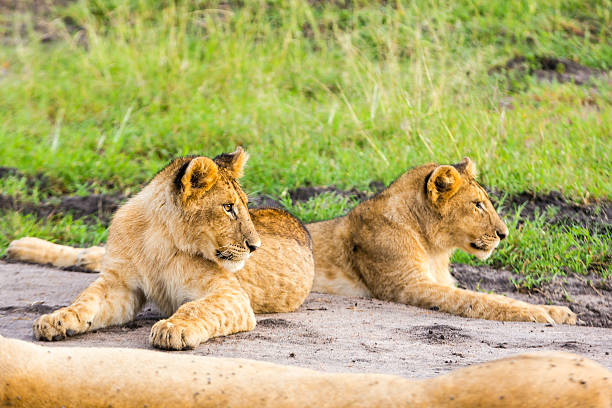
left=6, top=237, right=105, bottom=272
left=1, top=335, right=609, bottom=408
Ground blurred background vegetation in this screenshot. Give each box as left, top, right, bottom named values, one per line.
left=0, top=0, right=610, bottom=286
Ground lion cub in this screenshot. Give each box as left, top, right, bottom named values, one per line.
left=309, top=158, right=576, bottom=324
left=12, top=148, right=314, bottom=350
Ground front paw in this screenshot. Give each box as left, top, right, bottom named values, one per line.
left=506, top=306, right=555, bottom=324
left=150, top=319, right=204, bottom=350
left=542, top=305, right=577, bottom=325
left=33, top=308, right=88, bottom=341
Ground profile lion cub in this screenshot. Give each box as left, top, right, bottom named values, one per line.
left=8, top=148, right=314, bottom=350
left=309, top=158, right=576, bottom=324
left=8, top=157, right=576, bottom=325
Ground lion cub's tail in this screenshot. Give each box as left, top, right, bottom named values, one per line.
left=6, top=237, right=104, bottom=272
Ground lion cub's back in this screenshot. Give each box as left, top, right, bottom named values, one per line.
left=236, top=208, right=314, bottom=313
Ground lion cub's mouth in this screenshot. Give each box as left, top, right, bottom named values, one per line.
left=469, top=240, right=499, bottom=260
left=470, top=242, right=488, bottom=251
left=216, top=249, right=234, bottom=261
left=216, top=246, right=249, bottom=262
left=215, top=248, right=248, bottom=273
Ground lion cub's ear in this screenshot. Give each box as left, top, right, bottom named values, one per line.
left=427, top=165, right=463, bottom=204
left=213, top=146, right=249, bottom=178
left=453, top=157, right=477, bottom=178
left=180, top=157, right=219, bottom=204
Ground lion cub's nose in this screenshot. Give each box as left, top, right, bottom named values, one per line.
left=246, top=240, right=260, bottom=253
left=496, top=230, right=507, bottom=241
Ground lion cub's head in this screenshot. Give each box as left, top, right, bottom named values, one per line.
left=167, top=147, right=260, bottom=272
left=425, top=158, right=508, bottom=259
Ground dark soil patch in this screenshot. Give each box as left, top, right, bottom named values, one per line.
left=0, top=166, right=55, bottom=192
left=0, top=167, right=22, bottom=178
left=409, top=324, right=470, bottom=345
left=490, top=56, right=607, bottom=85
left=494, top=191, right=612, bottom=234
left=257, top=318, right=293, bottom=328
left=0, top=193, right=124, bottom=224
left=0, top=303, right=57, bottom=315
left=288, top=181, right=386, bottom=203
left=451, top=264, right=612, bottom=328
left=248, top=182, right=386, bottom=210
left=0, top=0, right=82, bottom=44
left=248, top=194, right=284, bottom=210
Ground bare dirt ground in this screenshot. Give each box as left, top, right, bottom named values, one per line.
left=452, top=264, right=611, bottom=328
left=1, top=261, right=610, bottom=378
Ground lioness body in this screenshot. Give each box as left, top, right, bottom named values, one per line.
left=1, top=335, right=610, bottom=407
left=9, top=149, right=314, bottom=350
left=7, top=157, right=575, bottom=331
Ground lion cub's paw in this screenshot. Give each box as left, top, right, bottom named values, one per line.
left=511, top=306, right=555, bottom=324
left=542, top=305, right=577, bottom=325
left=6, top=237, right=47, bottom=263
left=76, top=246, right=105, bottom=272
left=150, top=319, right=203, bottom=350
left=33, top=308, right=89, bottom=341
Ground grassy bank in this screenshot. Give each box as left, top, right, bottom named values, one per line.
left=1, top=0, right=610, bottom=285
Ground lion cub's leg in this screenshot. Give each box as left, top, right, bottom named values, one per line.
left=7, top=237, right=105, bottom=272
left=34, top=271, right=145, bottom=341
left=150, top=280, right=255, bottom=351
left=402, top=282, right=576, bottom=324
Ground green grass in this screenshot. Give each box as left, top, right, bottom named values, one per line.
left=0, top=212, right=108, bottom=253
left=0, top=176, right=45, bottom=203
left=1, top=0, right=611, bottom=285
left=279, top=192, right=359, bottom=223
left=1, top=0, right=610, bottom=196
left=452, top=209, right=611, bottom=288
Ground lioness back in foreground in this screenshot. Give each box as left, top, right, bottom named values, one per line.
left=8, top=157, right=575, bottom=324
left=309, top=158, right=575, bottom=324
left=8, top=148, right=314, bottom=350
left=2, top=335, right=611, bottom=407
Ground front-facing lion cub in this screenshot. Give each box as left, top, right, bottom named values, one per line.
left=26, top=148, right=314, bottom=350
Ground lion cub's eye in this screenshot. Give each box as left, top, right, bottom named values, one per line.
left=223, top=203, right=234, bottom=213
left=474, top=201, right=484, bottom=210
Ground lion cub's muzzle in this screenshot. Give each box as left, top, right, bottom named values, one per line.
left=216, top=247, right=248, bottom=262
left=470, top=228, right=507, bottom=260
left=215, top=236, right=261, bottom=272
left=216, top=239, right=260, bottom=261
left=471, top=224, right=508, bottom=251
left=470, top=234, right=498, bottom=250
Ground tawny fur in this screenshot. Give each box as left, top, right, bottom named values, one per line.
left=309, top=158, right=575, bottom=324
left=8, top=148, right=314, bottom=350
left=7, top=157, right=575, bottom=326
left=1, top=335, right=610, bottom=407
